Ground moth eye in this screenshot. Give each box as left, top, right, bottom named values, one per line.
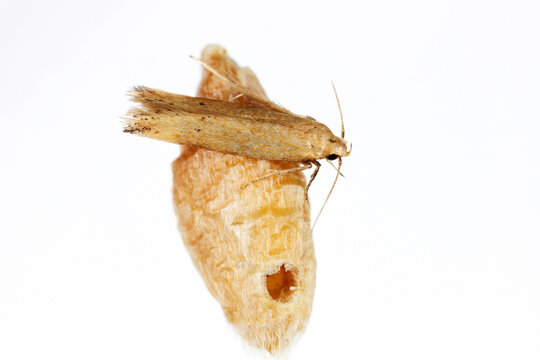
left=326, top=154, right=338, bottom=160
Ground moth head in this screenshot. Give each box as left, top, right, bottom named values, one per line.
left=325, top=136, right=350, bottom=160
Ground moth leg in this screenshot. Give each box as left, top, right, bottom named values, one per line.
left=240, top=161, right=312, bottom=190
left=305, top=160, right=321, bottom=196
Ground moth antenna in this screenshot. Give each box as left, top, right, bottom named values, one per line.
left=331, top=81, right=345, bottom=139
left=326, top=158, right=345, bottom=177
left=230, top=93, right=245, bottom=101
left=312, top=156, right=342, bottom=230
left=190, top=55, right=291, bottom=114
left=190, top=55, right=241, bottom=89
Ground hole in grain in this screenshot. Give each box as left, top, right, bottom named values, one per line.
left=266, top=264, right=298, bottom=302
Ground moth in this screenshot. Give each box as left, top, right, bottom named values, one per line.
left=124, top=57, right=351, bottom=196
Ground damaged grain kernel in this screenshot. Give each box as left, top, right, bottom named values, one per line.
left=173, top=45, right=316, bottom=354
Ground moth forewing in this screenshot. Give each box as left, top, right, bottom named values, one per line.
left=125, top=86, right=348, bottom=161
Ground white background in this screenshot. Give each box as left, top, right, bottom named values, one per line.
left=1, top=1, right=539, bottom=359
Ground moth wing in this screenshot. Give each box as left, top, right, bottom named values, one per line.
left=192, top=56, right=293, bottom=114
left=124, top=86, right=318, bottom=160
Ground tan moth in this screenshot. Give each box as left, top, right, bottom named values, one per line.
left=124, top=45, right=349, bottom=354
left=124, top=56, right=351, bottom=195
left=125, top=86, right=350, bottom=163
